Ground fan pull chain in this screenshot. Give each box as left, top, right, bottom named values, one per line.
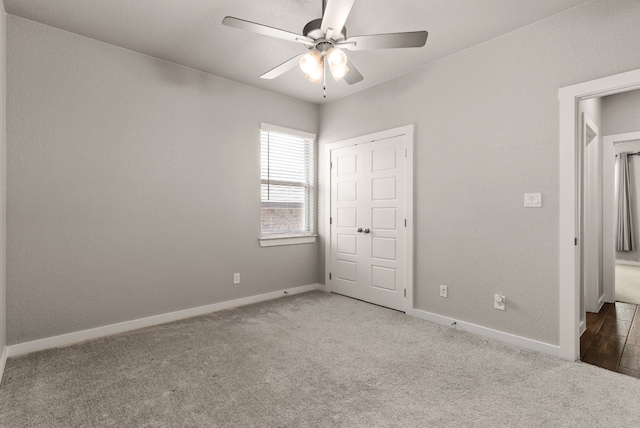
left=323, top=58, right=327, bottom=98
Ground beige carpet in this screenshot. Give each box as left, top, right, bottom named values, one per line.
left=616, top=264, right=640, bottom=305
left=2, top=290, right=640, bottom=427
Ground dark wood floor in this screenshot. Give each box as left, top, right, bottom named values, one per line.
left=581, top=301, right=640, bottom=377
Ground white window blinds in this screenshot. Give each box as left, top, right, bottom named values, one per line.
left=260, top=124, right=315, bottom=236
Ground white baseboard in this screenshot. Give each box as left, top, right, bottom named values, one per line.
left=0, top=346, right=7, bottom=385
left=615, top=260, right=640, bottom=266
left=412, top=309, right=560, bottom=358
left=6, top=283, right=320, bottom=358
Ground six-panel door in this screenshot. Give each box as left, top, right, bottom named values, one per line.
left=330, top=135, right=406, bottom=311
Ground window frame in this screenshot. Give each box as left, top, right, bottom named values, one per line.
left=259, top=123, right=317, bottom=247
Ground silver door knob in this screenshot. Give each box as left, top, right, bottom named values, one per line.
left=363, top=228, right=371, bottom=234
left=356, top=228, right=363, bottom=233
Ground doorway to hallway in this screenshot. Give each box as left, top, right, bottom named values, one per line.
left=559, top=67, right=640, bottom=361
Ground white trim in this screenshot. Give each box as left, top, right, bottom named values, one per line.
left=260, top=122, right=316, bottom=141
left=323, top=125, right=415, bottom=314
left=259, top=235, right=317, bottom=247
left=0, top=347, right=7, bottom=385
left=615, top=259, right=640, bottom=267
left=559, top=67, right=640, bottom=361
left=412, top=309, right=560, bottom=358
left=611, top=134, right=640, bottom=146
left=405, top=127, right=415, bottom=317
left=6, top=283, right=320, bottom=358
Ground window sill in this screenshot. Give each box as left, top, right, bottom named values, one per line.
left=259, top=234, right=318, bottom=247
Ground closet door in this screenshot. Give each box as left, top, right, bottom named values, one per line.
left=330, top=135, right=407, bottom=311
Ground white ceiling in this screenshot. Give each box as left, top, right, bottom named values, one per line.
left=4, top=0, right=592, bottom=104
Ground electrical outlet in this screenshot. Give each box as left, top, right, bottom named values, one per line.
left=439, top=285, right=448, bottom=298
left=233, top=273, right=240, bottom=285
left=494, top=294, right=505, bottom=310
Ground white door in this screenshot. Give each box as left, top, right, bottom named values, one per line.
left=583, top=113, right=604, bottom=313
left=329, top=135, right=407, bottom=311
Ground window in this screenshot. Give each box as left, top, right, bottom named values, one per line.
left=260, top=123, right=316, bottom=247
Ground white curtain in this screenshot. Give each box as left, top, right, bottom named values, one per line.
left=617, top=152, right=634, bottom=251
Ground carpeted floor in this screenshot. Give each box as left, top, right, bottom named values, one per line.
left=1, top=290, right=640, bottom=427
left=616, top=264, right=640, bottom=305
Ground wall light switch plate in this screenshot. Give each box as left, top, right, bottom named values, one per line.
left=524, top=193, right=542, bottom=208
left=233, top=273, right=240, bottom=284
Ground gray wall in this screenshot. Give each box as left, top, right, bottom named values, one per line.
left=603, top=89, right=640, bottom=136
left=319, top=0, right=640, bottom=345
left=0, top=3, right=6, bottom=354
left=7, top=16, right=319, bottom=345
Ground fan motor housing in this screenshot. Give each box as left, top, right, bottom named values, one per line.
left=303, top=18, right=347, bottom=43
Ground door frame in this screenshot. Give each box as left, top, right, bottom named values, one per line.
left=323, top=125, right=415, bottom=315
left=559, top=68, right=640, bottom=361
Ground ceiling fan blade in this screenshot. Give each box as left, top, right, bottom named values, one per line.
left=343, top=60, right=363, bottom=85
left=321, top=0, right=355, bottom=36
left=223, top=17, right=314, bottom=45
left=339, top=31, right=428, bottom=51
left=260, top=54, right=306, bottom=80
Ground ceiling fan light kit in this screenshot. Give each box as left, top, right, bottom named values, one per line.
left=305, top=63, right=324, bottom=84
left=299, top=49, right=323, bottom=75
left=300, top=46, right=349, bottom=84
left=222, top=0, right=428, bottom=97
left=326, top=47, right=349, bottom=81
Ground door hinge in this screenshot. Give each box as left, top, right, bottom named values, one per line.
left=404, top=288, right=406, bottom=297
left=575, top=237, right=578, bottom=246
left=330, top=217, right=333, bottom=225
left=329, top=272, right=332, bottom=280
left=404, top=148, right=407, bottom=158
left=404, top=218, right=407, bottom=227
left=330, top=161, right=333, bottom=169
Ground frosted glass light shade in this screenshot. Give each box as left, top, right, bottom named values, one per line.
left=299, top=50, right=323, bottom=75
left=305, top=59, right=324, bottom=83
left=329, top=63, right=349, bottom=81
left=326, top=47, right=347, bottom=67
left=326, top=47, right=349, bottom=81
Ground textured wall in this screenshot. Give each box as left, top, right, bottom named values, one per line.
left=603, top=89, right=640, bottom=136
left=7, top=16, right=319, bottom=344
left=319, top=0, right=640, bottom=345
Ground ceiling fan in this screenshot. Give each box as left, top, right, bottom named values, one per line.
left=222, top=0, right=428, bottom=97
